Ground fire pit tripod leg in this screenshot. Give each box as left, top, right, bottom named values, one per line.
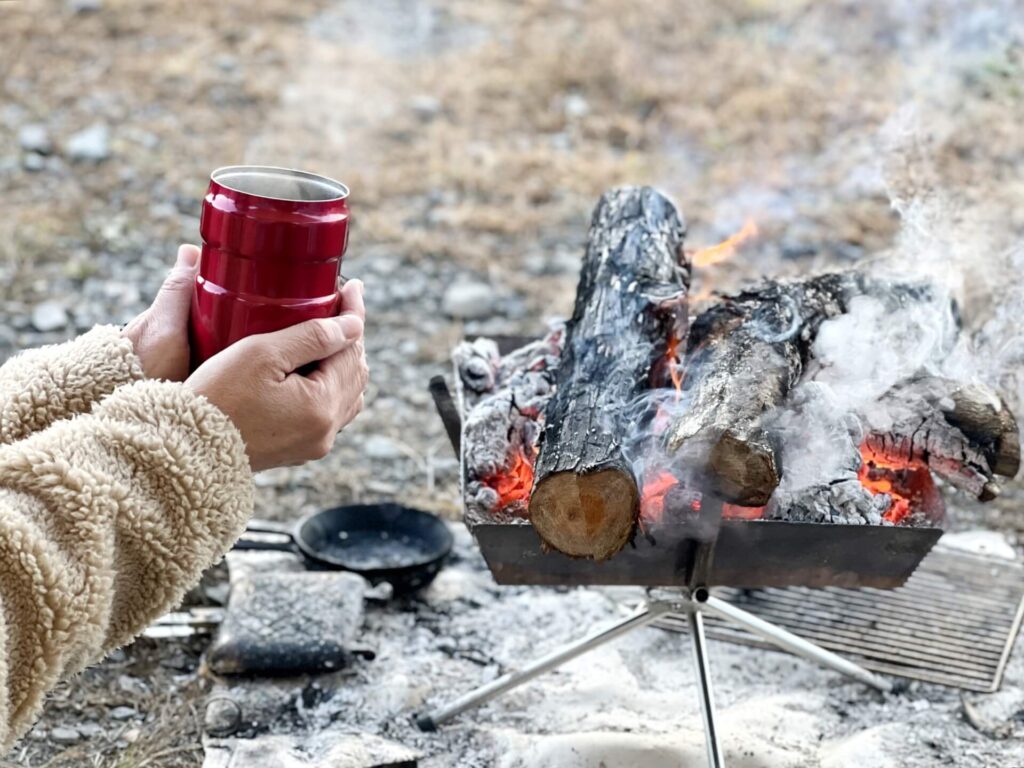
left=687, top=607, right=725, bottom=768
left=415, top=601, right=675, bottom=732
left=697, top=593, right=893, bottom=692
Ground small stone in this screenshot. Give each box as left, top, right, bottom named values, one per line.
left=50, top=726, right=81, bottom=745
left=31, top=301, right=69, bottom=332
left=204, top=697, right=242, bottom=736
left=66, top=123, right=111, bottom=162
left=117, top=674, right=149, bottom=695
left=18, top=124, right=52, bottom=154
left=364, top=435, right=404, bottom=460
left=442, top=282, right=498, bottom=319
left=122, top=727, right=140, bottom=744
left=410, top=95, right=441, bottom=121
left=109, top=706, right=137, bottom=720
left=78, top=721, right=103, bottom=738
left=22, top=152, right=45, bottom=172
left=67, top=0, right=102, bottom=11
left=564, top=92, right=590, bottom=118
left=214, top=54, right=239, bottom=72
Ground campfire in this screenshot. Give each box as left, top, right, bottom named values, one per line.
left=452, top=186, right=1019, bottom=582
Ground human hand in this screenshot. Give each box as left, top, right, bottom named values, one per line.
left=122, top=244, right=199, bottom=381
left=185, top=280, right=368, bottom=471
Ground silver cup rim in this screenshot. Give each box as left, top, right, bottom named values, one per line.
left=211, top=165, right=350, bottom=203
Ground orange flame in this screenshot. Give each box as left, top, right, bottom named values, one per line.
left=692, top=219, right=758, bottom=268
left=665, top=335, right=684, bottom=394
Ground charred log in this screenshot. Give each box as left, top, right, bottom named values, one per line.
left=666, top=272, right=950, bottom=507
left=454, top=328, right=563, bottom=523
left=530, top=187, right=689, bottom=560
left=864, top=376, right=1020, bottom=500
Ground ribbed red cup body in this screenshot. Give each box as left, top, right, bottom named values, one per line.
left=190, top=166, right=350, bottom=367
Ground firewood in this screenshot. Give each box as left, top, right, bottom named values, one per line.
left=530, top=187, right=689, bottom=560
left=864, top=376, right=1020, bottom=500
left=665, top=272, right=944, bottom=506
left=454, top=329, right=563, bottom=522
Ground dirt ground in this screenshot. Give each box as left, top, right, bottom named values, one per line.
left=1, top=0, right=1023, bottom=765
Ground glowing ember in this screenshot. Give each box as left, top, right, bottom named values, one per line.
left=692, top=219, right=758, bottom=268
left=857, top=444, right=923, bottom=524
left=640, top=470, right=765, bottom=523
left=486, top=449, right=535, bottom=509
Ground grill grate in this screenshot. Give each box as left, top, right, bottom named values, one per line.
left=653, top=545, right=1024, bottom=692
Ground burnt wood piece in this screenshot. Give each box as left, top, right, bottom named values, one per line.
left=865, top=376, right=1020, bottom=500
left=530, top=186, right=689, bottom=560
left=454, top=329, right=564, bottom=522
left=666, top=272, right=946, bottom=507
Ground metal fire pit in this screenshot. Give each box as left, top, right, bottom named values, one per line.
left=420, top=336, right=950, bottom=768
left=443, top=335, right=944, bottom=591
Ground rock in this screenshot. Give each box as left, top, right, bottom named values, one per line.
left=214, top=54, right=239, bottom=73
left=18, top=124, right=52, bottom=154
left=207, top=570, right=367, bottom=675
left=49, top=726, right=81, bottom=745
left=410, top=95, right=441, bottom=121
left=442, top=281, right=499, bottom=319
left=563, top=92, right=590, bottom=118
left=22, top=152, right=45, bottom=172
left=109, top=706, right=137, bottom=720
left=67, top=0, right=102, bottom=12
left=117, top=674, right=149, bottom=696
left=31, top=301, right=69, bottom=332
left=66, top=123, right=111, bottom=162
left=364, top=435, right=404, bottom=460
left=78, top=722, right=103, bottom=738
left=204, top=697, right=242, bottom=737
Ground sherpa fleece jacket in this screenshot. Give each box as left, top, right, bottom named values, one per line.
left=0, top=325, right=253, bottom=751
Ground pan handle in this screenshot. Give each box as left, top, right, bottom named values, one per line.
left=235, top=519, right=297, bottom=553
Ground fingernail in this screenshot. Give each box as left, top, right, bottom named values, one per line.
left=176, top=245, right=200, bottom=269
left=336, top=314, right=364, bottom=339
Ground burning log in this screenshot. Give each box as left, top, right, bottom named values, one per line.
left=529, top=187, right=689, bottom=560
left=864, top=376, right=1020, bottom=500
left=666, top=273, right=945, bottom=507
left=454, top=329, right=563, bottom=522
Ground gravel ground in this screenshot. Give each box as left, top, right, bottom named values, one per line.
left=2, top=0, right=1023, bottom=765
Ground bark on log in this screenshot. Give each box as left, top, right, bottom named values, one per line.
left=530, top=187, right=689, bottom=560
left=665, top=272, right=946, bottom=506
left=865, top=376, right=1020, bottom=500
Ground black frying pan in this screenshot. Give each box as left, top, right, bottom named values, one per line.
left=234, top=503, right=453, bottom=595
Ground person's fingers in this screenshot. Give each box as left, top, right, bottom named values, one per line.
left=148, top=244, right=200, bottom=328
left=338, top=279, right=365, bottom=322
left=257, top=314, right=364, bottom=371
left=309, top=340, right=368, bottom=413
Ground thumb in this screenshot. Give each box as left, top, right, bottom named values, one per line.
left=150, top=244, right=200, bottom=323
left=262, top=313, right=364, bottom=371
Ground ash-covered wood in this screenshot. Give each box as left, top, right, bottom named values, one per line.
left=530, top=186, right=689, bottom=560
left=454, top=328, right=563, bottom=523
left=865, top=376, right=1020, bottom=500
left=666, top=272, right=945, bottom=507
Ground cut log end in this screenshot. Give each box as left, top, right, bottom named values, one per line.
left=530, top=469, right=639, bottom=560
left=708, top=430, right=779, bottom=507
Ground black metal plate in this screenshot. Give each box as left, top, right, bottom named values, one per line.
left=471, top=519, right=943, bottom=589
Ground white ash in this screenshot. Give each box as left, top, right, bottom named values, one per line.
left=454, top=325, right=563, bottom=520
left=248, top=523, right=1024, bottom=768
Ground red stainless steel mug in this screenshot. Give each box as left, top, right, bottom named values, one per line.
left=190, top=165, right=350, bottom=367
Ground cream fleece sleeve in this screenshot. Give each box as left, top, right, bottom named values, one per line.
left=0, top=380, right=253, bottom=752
left=0, top=325, right=144, bottom=445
